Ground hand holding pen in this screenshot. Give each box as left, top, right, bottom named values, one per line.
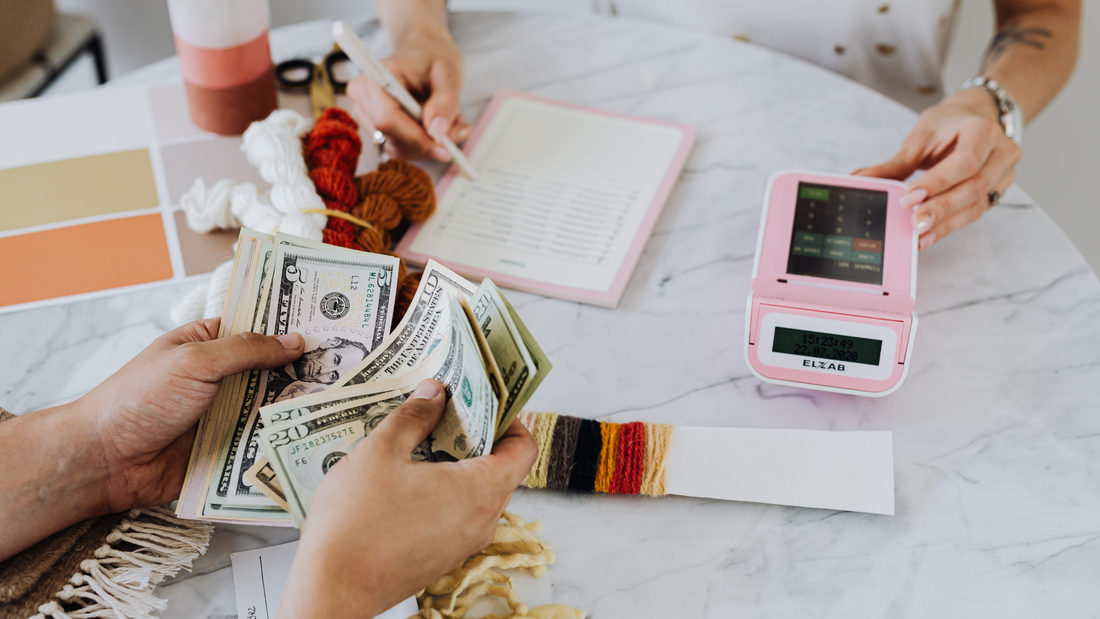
left=339, top=19, right=476, bottom=177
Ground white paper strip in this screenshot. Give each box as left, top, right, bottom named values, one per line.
left=665, top=427, right=894, bottom=515
left=231, top=540, right=419, bottom=619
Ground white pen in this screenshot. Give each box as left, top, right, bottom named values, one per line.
left=332, top=20, right=478, bottom=180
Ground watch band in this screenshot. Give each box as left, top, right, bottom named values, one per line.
left=961, top=77, right=1023, bottom=146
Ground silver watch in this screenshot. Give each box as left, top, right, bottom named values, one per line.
left=961, top=77, right=1023, bottom=146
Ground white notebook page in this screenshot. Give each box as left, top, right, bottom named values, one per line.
left=409, top=97, right=685, bottom=292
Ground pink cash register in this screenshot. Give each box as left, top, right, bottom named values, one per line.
left=744, top=171, right=918, bottom=397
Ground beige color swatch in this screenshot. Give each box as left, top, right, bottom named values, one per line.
left=0, top=149, right=159, bottom=233
left=161, top=137, right=263, bottom=205
left=173, top=210, right=239, bottom=275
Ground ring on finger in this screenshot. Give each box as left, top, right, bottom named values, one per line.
left=987, top=190, right=1001, bottom=207
left=372, top=130, right=386, bottom=156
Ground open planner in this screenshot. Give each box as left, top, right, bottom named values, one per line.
left=396, top=90, right=696, bottom=307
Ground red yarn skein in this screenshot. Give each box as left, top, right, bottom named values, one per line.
left=305, top=108, right=360, bottom=175
left=303, top=108, right=443, bottom=325
left=305, top=108, right=365, bottom=248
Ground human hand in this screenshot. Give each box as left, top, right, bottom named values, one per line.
left=347, top=31, right=471, bottom=162
left=85, top=318, right=304, bottom=513
left=277, top=379, right=538, bottom=619
left=855, top=88, right=1021, bottom=250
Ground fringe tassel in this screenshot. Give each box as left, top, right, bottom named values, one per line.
left=28, top=507, right=213, bottom=619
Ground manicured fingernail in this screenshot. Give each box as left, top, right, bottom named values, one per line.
left=913, top=211, right=934, bottom=233
left=851, top=167, right=866, bottom=175
left=428, top=117, right=449, bottom=141
left=431, top=146, right=452, bottom=161
left=276, top=333, right=303, bottom=349
left=457, top=126, right=470, bottom=141
left=901, top=188, right=927, bottom=209
left=919, top=232, right=937, bottom=251
left=411, top=380, right=441, bottom=400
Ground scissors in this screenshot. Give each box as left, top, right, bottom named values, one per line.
left=274, top=46, right=352, bottom=120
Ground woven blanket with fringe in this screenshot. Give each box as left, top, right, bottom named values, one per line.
left=0, top=409, right=214, bottom=619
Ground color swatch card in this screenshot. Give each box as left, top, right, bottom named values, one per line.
left=0, top=81, right=369, bottom=314
left=397, top=90, right=696, bottom=308
left=0, top=82, right=247, bottom=313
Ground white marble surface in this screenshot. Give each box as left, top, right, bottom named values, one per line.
left=5, top=11, right=1100, bottom=618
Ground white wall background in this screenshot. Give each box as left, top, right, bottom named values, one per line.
left=943, top=0, right=1100, bottom=272
left=46, top=0, right=1100, bottom=271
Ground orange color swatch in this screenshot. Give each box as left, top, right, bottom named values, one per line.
left=0, top=214, right=173, bottom=307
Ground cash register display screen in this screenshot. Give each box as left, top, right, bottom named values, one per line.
left=772, top=327, right=883, bottom=366
left=786, top=182, right=888, bottom=285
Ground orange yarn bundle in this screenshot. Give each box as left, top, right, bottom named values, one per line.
left=303, top=108, right=439, bottom=323
left=357, top=159, right=436, bottom=224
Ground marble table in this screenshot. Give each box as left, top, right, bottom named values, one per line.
left=5, top=11, right=1100, bottom=618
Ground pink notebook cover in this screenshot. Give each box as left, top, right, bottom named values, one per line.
left=394, top=89, right=696, bottom=308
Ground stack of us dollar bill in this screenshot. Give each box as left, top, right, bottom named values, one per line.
left=176, top=229, right=550, bottom=527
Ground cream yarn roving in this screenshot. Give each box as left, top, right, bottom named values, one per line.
left=171, top=109, right=326, bottom=325
left=179, top=179, right=238, bottom=233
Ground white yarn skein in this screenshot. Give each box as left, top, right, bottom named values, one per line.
left=230, top=184, right=283, bottom=236
left=173, top=109, right=327, bottom=324
left=241, top=109, right=311, bottom=166
left=168, top=259, right=235, bottom=326
left=180, top=179, right=238, bottom=233
left=242, top=112, right=326, bottom=216
left=279, top=211, right=327, bottom=239
left=170, top=283, right=208, bottom=326
left=202, top=259, right=235, bottom=319
left=177, top=109, right=325, bottom=241
left=270, top=181, right=326, bottom=215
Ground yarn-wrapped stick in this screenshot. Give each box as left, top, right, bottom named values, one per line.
left=519, top=412, right=673, bottom=498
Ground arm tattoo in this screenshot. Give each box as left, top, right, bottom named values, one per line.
left=981, top=22, right=1053, bottom=72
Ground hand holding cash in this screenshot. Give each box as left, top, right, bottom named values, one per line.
left=177, top=229, right=552, bottom=527
left=0, top=318, right=307, bottom=562
left=277, top=378, right=537, bottom=619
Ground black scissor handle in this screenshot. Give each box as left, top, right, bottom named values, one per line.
left=274, top=58, right=315, bottom=91
left=324, top=50, right=351, bottom=94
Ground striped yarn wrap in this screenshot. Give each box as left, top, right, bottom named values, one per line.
left=519, top=413, right=673, bottom=497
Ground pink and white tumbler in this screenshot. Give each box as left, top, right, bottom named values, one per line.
left=168, top=0, right=277, bottom=135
